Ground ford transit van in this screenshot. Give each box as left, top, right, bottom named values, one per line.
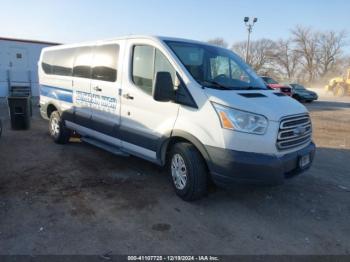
left=38, top=36, right=315, bottom=201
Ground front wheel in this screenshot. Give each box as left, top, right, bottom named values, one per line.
left=168, top=142, right=208, bottom=201
left=49, top=111, right=71, bottom=144
left=292, top=94, right=302, bottom=102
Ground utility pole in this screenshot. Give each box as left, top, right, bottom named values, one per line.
left=244, top=17, right=258, bottom=63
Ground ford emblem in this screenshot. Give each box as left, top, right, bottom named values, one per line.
left=294, top=126, right=307, bottom=136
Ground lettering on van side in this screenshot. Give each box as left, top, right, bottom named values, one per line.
left=75, top=91, right=117, bottom=112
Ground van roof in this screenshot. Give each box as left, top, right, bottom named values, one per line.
left=41, top=35, right=217, bottom=51
left=108, top=35, right=206, bottom=43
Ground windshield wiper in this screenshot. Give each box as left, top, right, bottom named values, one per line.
left=201, top=80, right=231, bottom=90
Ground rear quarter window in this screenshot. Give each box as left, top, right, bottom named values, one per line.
left=42, top=48, right=76, bottom=77
left=41, top=51, right=55, bottom=74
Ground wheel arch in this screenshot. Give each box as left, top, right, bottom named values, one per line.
left=46, top=103, right=59, bottom=118
left=158, top=130, right=211, bottom=168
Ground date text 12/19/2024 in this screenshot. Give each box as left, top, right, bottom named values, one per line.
left=127, top=256, right=220, bottom=261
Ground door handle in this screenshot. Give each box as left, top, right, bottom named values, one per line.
left=123, top=93, right=134, bottom=100
left=93, top=86, right=102, bottom=92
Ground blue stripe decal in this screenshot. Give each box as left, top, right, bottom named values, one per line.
left=40, top=85, right=73, bottom=103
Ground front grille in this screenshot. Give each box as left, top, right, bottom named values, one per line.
left=280, top=87, right=291, bottom=93
left=277, top=114, right=312, bottom=150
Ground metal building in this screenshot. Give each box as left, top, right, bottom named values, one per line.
left=0, top=37, right=59, bottom=97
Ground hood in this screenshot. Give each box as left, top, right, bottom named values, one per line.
left=267, top=83, right=290, bottom=89
left=205, top=89, right=308, bottom=121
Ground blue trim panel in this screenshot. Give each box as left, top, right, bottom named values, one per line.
left=40, top=84, right=164, bottom=156
left=40, top=85, right=73, bottom=103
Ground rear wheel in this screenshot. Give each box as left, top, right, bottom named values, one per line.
left=49, top=111, right=70, bottom=144
left=168, top=142, right=208, bottom=201
left=334, top=84, right=346, bottom=97
left=338, top=85, right=347, bottom=97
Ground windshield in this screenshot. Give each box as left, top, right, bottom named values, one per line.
left=262, top=77, right=278, bottom=84
left=165, top=41, right=267, bottom=90
left=291, top=84, right=306, bottom=90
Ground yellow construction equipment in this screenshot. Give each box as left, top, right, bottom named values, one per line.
left=325, top=69, right=350, bottom=96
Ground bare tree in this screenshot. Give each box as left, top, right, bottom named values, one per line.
left=207, top=38, right=228, bottom=48
left=230, top=41, right=246, bottom=58
left=292, top=26, right=319, bottom=82
left=271, top=39, right=300, bottom=81
left=232, top=39, right=276, bottom=73
left=209, top=26, right=348, bottom=84
left=325, top=54, right=350, bottom=77
left=318, top=30, right=347, bottom=77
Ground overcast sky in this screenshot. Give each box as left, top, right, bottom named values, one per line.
left=1, top=0, right=349, bottom=51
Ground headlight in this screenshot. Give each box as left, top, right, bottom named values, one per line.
left=212, top=102, right=268, bottom=135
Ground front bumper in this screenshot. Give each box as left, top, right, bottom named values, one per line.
left=298, top=93, right=318, bottom=101
left=283, top=91, right=292, bottom=96
left=206, top=142, right=316, bottom=186
left=305, top=95, right=318, bottom=100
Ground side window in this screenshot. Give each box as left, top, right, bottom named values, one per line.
left=92, top=44, right=119, bottom=82
left=73, top=46, right=93, bottom=79
left=132, top=45, right=155, bottom=95
left=52, top=48, right=76, bottom=76
left=132, top=46, right=176, bottom=95
left=42, top=51, right=55, bottom=74
left=155, top=49, right=176, bottom=85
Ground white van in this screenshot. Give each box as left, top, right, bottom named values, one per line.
left=38, top=35, right=315, bottom=201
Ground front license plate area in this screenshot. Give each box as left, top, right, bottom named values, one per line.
left=299, top=154, right=310, bottom=169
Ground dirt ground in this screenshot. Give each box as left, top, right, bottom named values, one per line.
left=0, top=90, right=349, bottom=255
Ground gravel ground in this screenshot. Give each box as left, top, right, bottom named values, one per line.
left=0, top=91, right=349, bottom=255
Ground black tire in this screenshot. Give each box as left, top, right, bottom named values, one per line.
left=292, top=94, right=300, bottom=101
left=332, top=86, right=337, bottom=96
left=168, top=142, right=208, bottom=201
left=333, top=84, right=346, bottom=97
left=49, top=111, right=70, bottom=144
left=337, top=85, right=346, bottom=97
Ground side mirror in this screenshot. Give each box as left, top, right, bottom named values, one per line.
left=153, top=71, right=175, bottom=102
